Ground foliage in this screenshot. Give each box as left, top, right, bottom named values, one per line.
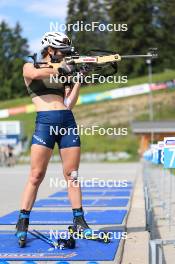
left=0, top=21, right=29, bottom=100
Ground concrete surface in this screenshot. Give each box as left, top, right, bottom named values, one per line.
left=121, top=164, right=149, bottom=264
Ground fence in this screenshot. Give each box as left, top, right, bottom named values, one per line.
left=142, top=159, right=175, bottom=264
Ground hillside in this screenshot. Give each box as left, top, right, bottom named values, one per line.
left=0, top=69, right=175, bottom=157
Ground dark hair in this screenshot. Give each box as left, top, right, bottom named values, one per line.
left=41, top=47, right=49, bottom=58
left=41, top=47, right=59, bottom=58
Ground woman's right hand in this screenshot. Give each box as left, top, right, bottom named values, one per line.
left=58, top=62, right=75, bottom=76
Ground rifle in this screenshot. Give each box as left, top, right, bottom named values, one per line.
left=28, top=48, right=158, bottom=76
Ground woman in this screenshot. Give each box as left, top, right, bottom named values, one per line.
left=16, top=32, right=91, bottom=247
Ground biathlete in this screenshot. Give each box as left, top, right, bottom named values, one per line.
left=15, top=32, right=92, bottom=247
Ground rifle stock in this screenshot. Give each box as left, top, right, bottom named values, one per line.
left=28, top=48, right=157, bottom=70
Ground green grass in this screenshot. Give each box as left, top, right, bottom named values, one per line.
left=138, top=100, right=175, bottom=121
left=80, top=126, right=138, bottom=155
left=0, top=97, right=31, bottom=110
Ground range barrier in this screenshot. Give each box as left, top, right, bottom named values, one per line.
left=142, top=137, right=175, bottom=264
left=149, top=239, right=175, bottom=264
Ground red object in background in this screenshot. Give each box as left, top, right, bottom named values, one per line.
left=150, top=83, right=167, bottom=91
left=8, top=106, right=26, bottom=115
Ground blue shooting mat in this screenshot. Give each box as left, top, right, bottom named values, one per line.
left=80, top=186, right=133, bottom=191
left=63, top=182, right=133, bottom=192
left=0, top=229, right=123, bottom=261
left=49, top=190, right=131, bottom=198
left=80, top=181, right=133, bottom=186
left=0, top=210, right=127, bottom=225
left=34, top=198, right=129, bottom=208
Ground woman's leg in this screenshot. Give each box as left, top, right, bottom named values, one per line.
left=21, top=144, right=52, bottom=210
left=60, top=146, right=81, bottom=209
left=60, top=146, right=92, bottom=235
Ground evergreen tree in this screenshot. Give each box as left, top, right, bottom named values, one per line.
left=0, top=21, right=29, bottom=100
left=107, top=0, right=158, bottom=76
left=66, top=0, right=175, bottom=76
left=66, top=0, right=78, bottom=43
left=66, top=0, right=110, bottom=53
left=158, top=0, right=175, bottom=70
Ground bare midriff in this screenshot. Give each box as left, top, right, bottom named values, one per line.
left=32, top=94, right=67, bottom=111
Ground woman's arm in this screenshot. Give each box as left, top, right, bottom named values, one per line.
left=23, top=63, right=58, bottom=80
left=65, top=82, right=81, bottom=109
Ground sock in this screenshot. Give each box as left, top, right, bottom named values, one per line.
left=72, top=207, right=84, bottom=217
left=19, top=209, right=31, bottom=219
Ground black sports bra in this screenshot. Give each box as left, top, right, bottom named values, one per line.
left=27, top=78, right=65, bottom=98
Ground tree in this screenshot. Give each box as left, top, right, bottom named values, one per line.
left=66, top=0, right=110, bottom=53
left=158, top=0, right=175, bottom=70
left=0, top=21, right=29, bottom=100
left=66, top=0, right=175, bottom=77
left=106, top=0, right=160, bottom=77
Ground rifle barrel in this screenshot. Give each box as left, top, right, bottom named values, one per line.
left=121, top=54, right=157, bottom=59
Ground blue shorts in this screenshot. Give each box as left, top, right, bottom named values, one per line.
left=32, top=110, right=81, bottom=149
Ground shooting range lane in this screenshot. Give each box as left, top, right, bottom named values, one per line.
left=0, top=163, right=137, bottom=262
left=49, top=190, right=131, bottom=198
left=33, top=198, right=130, bottom=207
left=0, top=230, right=123, bottom=261
left=0, top=209, right=128, bottom=225
left=0, top=187, right=130, bottom=261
